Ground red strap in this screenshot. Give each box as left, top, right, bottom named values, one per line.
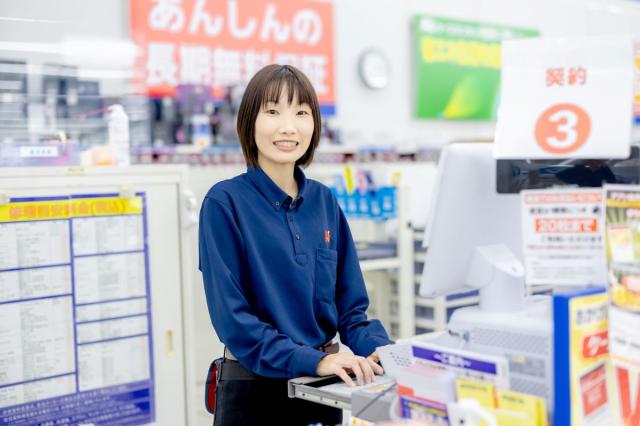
left=205, top=362, right=219, bottom=414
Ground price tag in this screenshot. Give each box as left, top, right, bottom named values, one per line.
left=495, top=36, right=634, bottom=159
left=20, top=146, right=59, bottom=158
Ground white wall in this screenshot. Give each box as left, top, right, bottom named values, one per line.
left=332, top=0, right=640, bottom=148
left=1, top=0, right=639, bottom=143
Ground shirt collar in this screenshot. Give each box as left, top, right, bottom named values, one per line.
left=247, top=166, right=307, bottom=210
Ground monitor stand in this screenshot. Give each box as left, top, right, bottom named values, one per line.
left=446, top=244, right=554, bottom=415
left=466, top=244, right=526, bottom=312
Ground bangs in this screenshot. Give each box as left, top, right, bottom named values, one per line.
left=260, top=67, right=316, bottom=108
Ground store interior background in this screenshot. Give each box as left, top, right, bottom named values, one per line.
left=3, top=0, right=640, bottom=146
left=1, top=0, right=640, bottom=425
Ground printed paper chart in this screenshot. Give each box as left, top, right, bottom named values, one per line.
left=0, top=194, right=154, bottom=425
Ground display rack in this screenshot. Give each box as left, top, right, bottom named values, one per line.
left=353, top=185, right=415, bottom=340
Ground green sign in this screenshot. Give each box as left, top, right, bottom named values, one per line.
left=414, top=16, right=538, bottom=120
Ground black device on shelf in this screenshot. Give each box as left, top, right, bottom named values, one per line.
left=497, top=146, right=640, bottom=193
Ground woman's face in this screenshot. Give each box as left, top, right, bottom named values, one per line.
left=254, top=86, right=314, bottom=169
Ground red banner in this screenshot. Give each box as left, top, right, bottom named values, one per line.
left=130, top=0, right=335, bottom=112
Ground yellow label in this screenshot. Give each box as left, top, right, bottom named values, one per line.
left=456, top=378, right=496, bottom=408
left=0, top=196, right=143, bottom=222
left=456, top=378, right=548, bottom=426
left=606, top=199, right=640, bottom=209
left=496, top=390, right=541, bottom=426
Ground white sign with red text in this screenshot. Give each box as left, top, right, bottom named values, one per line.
left=495, top=36, right=634, bottom=159
left=521, top=188, right=606, bottom=286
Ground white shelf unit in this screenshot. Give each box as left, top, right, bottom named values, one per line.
left=352, top=185, right=415, bottom=341
left=303, top=163, right=417, bottom=341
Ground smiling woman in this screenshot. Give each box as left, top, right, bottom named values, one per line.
left=236, top=64, right=322, bottom=170
left=199, top=64, right=392, bottom=426
left=252, top=85, right=314, bottom=188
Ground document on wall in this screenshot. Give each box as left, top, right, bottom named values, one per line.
left=0, top=194, right=155, bottom=426
left=521, top=188, right=606, bottom=286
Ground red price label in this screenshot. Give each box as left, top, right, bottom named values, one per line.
left=535, top=103, right=591, bottom=154
left=582, top=330, right=609, bottom=359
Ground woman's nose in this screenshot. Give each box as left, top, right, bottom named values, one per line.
left=279, top=117, right=297, bottom=135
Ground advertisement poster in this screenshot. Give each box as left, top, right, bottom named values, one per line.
left=604, top=185, right=640, bottom=425
left=0, top=194, right=154, bottom=425
left=413, top=15, right=537, bottom=120
left=553, top=288, right=614, bottom=426
left=130, top=0, right=336, bottom=114
left=604, top=186, right=640, bottom=367
left=521, top=188, right=606, bottom=286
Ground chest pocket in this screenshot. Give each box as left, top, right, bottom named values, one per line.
left=315, top=247, right=338, bottom=303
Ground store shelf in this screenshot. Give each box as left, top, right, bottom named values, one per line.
left=351, top=185, right=414, bottom=340
left=360, top=257, right=402, bottom=272
left=415, top=318, right=437, bottom=330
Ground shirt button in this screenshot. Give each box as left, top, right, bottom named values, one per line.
left=275, top=201, right=280, bottom=207
left=295, top=234, right=300, bottom=240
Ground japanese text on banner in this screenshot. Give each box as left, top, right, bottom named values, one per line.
left=130, top=0, right=335, bottom=110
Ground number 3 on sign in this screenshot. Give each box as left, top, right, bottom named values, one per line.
left=535, top=103, right=591, bottom=154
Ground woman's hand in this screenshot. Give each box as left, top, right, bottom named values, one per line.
left=316, top=352, right=384, bottom=386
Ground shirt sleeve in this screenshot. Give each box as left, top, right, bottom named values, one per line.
left=199, top=196, right=326, bottom=378
left=334, top=205, right=393, bottom=356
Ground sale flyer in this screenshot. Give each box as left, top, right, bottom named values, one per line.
left=521, top=188, right=606, bottom=286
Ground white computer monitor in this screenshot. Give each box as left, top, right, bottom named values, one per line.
left=417, top=142, right=571, bottom=413
left=419, top=142, right=526, bottom=311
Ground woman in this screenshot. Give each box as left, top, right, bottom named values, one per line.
left=199, top=64, right=392, bottom=426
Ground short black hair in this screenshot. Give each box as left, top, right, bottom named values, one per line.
left=236, top=64, right=322, bottom=168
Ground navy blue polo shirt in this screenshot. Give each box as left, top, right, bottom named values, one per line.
left=198, top=166, right=391, bottom=378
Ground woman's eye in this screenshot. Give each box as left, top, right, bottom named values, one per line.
left=266, top=109, right=278, bottom=115
left=297, top=110, right=310, bottom=115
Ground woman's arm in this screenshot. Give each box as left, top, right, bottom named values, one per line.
left=199, top=196, right=326, bottom=377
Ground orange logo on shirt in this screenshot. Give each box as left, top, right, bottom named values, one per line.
left=324, top=230, right=331, bottom=244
